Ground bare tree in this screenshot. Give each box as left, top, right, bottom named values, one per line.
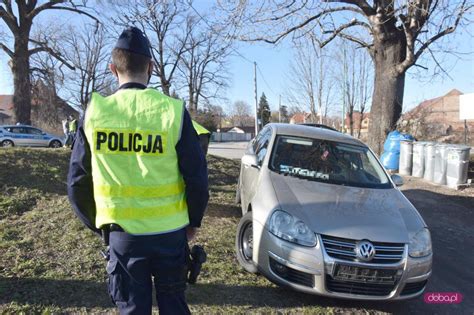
left=62, top=24, right=113, bottom=111
left=113, top=0, right=191, bottom=96
left=335, top=41, right=372, bottom=137
left=0, top=0, right=97, bottom=124
left=177, top=16, right=231, bottom=114
left=220, top=0, right=473, bottom=153
left=230, top=100, right=252, bottom=127
left=286, top=37, right=333, bottom=124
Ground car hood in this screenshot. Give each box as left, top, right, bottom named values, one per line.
left=269, top=172, right=424, bottom=243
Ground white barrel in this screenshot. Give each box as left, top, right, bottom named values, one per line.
left=423, top=142, right=436, bottom=182
left=433, top=144, right=449, bottom=185
left=412, top=142, right=426, bottom=178
left=446, top=145, right=471, bottom=188
left=399, top=140, right=413, bottom=175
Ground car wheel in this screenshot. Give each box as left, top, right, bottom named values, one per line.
left=236, top=211, right=258, bottom=273
left=1, top=140, right=14, bottom=147
left=49, top=140, right=62, bottom=148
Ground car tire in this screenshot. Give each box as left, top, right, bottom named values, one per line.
left=49, top=140, right=62, bottom=148
left=1, top=140, right=14, bottom=147
left=236, top=211, right=258, bottom=273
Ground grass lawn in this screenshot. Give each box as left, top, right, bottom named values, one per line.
left=0, top=148, right=390, bottom=314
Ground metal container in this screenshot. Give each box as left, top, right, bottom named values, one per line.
left=446, top=145, right=471, bottom=188
left=423, top=142, right=436, bottom=182
left=433, top=144, right=449, bottom=185
left=412, top=142, right=426, bottom=178
left=399, top=140, right=413, bottom=175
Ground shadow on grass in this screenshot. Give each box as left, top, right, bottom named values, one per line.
left=187, top=283, right=407, bottom=312
left=205, top=203, right=241, bottom=219
left=2, top=277, right=406, bottom=312
left=0, top=277, right=111, bottom=308
left=0, top=149, right=69, bottom=196
left=1, top=278, right=447, bottom=313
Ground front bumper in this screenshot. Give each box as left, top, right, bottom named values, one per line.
left=256, top=223, right=432, bottom=301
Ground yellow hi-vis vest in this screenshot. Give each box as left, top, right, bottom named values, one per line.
left=69, top=119, right=78, bottom=132
left=84, top=88, right=189, bottom=234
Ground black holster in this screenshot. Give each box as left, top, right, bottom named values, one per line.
left=186, top=244, right=207, bottom=284
left=100, top=226, right=110, bottom=260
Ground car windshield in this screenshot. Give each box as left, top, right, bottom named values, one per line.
left=269, top=135, right=392, bottom=189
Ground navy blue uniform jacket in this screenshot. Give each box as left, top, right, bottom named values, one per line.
left=67, top=83, right=209, bottom=235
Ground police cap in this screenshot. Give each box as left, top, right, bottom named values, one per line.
left=115, top=27, right=152, bottom=58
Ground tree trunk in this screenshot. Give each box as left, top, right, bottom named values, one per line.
left=12, top=34, right=32, bottom=125
left=367, top=38, right=405, bottom=155
left=349, top=108, right=354, bottom=136
left=161, top=81, right=171, bottom=96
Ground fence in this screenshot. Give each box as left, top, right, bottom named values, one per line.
left=211, top=132, right=252, bottom=142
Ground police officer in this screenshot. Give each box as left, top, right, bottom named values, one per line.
left=68, top=115, right=78, bottom=143
left=67, top=27, right=209, bottom=315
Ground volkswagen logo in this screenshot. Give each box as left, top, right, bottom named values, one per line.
left=355, top=240, right=376, bottom=261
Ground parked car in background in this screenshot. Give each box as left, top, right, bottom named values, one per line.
left=0, top=125, right=64, bottom=148
left=235, top=123, right=432, bottom=300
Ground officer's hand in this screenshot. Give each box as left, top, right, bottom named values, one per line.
left=186, top=227, right=198, bottom=242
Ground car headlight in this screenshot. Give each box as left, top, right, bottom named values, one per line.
left=409, top=228, right=432, bottom=258
left=268, top=210, right=317, bottom=247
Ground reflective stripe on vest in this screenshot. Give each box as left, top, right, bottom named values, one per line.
left=84, top=88, right=189, bottom=234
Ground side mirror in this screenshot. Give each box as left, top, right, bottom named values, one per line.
left=391, top=174, right=404, bottom=187
left=42, top=132, right=46, bottom=135
left=242, top=153, right=259, bottom=169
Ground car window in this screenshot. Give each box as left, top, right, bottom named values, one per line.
left=26, top=128, right=43, bottom=135
left=11, top=127, right=26, bottom=134
left=255, top=128, right=272, bottom=166
left=269, top=135, right=391, bottom=189
left=253, top=127, right=270, bottom=150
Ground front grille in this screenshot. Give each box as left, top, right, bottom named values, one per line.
left=401, top=280, right=428, bottom=296
left=326, top=276, right=396, bottom=296
left=269, top=257, right=314, bottom=288
left=321, top=234, right=405, bottom=264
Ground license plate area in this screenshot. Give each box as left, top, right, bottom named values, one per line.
left=333, top=264, right=398, bottom=284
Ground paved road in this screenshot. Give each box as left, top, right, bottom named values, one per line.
left=208, top=141, right=248, bottom=160
left=396, top=178, right=474, bottom=314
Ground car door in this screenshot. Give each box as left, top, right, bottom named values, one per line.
left=241, top=127, right=272, bottom=210
left=26, top=127, right=48, bottom=146
left=9, top=127, right=28, bottom=146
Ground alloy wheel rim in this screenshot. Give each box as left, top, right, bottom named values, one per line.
left=241, top=222, right=253, bottom=261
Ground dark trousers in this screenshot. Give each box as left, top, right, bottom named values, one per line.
left=107, top=228, right=191, bottom=315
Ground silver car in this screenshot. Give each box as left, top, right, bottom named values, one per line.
left=0, top=125, right=64, bottom=148
left=235, top=124, right=432, bottom=300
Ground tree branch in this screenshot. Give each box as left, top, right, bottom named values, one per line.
left=0, top=42, right=13, bottom=58
left=245, top=6, right=369, bottom=44
left=338, top=32, right=374, bottom=54
left=28, top=0, right=98, bottom=23
left=0, top=4, right=19, bottom=34
left=396, top=0, right=470, bottom=74
left=29, top=39, right=75, bottom=70
left=328, top=0, right=375, bottom=16
left=319, top=18, right=371, bottom=48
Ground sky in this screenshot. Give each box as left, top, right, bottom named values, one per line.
left=1, top=3, right=473, bottom=117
